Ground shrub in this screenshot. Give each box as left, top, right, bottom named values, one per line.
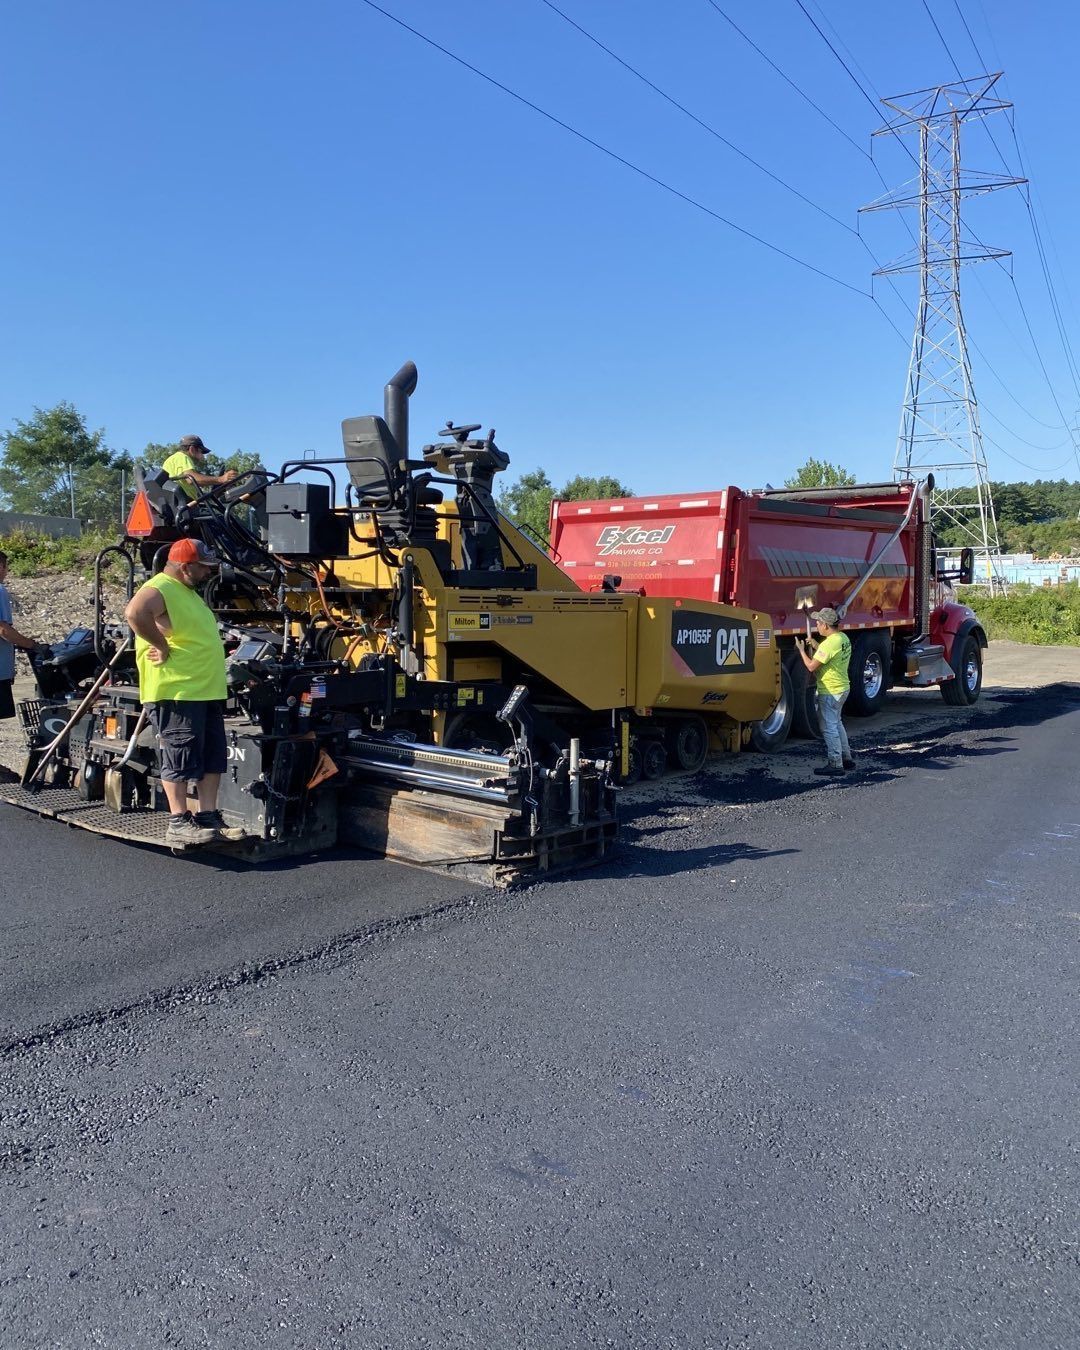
left=958, top=582, right=1080, bottom=646
left=0, top=528, right=118, bottom=577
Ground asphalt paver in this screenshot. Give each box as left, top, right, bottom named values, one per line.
left=2, top=683, right=1079, bottom=1348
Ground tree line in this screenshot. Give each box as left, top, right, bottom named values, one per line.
left=0, top=403, right=259, bottom=530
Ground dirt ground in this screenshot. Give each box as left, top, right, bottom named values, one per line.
left=2, top=636, right=1075, bottom=783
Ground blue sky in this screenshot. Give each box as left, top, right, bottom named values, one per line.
left=1, top=0, right=1076, bottom=494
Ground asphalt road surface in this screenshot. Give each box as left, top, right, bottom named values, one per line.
left=2, top=674, right=1079, bottom=1348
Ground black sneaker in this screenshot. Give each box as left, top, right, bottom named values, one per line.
left=842, top=756, right=856, bottom=770
left=166, top=812, right=217, bottom=848
left=194, top=809, right=247, bottom=842
left=814, top=764, right=846, bottom=777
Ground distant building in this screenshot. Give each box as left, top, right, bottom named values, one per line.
left=974, top=553, right=1080, bottom=586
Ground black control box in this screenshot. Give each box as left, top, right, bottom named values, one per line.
left=265, top=482, right=349, bottom=557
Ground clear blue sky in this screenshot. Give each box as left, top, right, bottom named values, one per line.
left=1, top=0, right=1076, bottom=494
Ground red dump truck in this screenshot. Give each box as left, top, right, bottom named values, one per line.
left=549, top=480, right=987, bottom=750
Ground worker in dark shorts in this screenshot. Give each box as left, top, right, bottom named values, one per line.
left=0, top=550, right=41, bottom=721
left=124, top=538, right=244, bottom=846
left=796, top=606, right=855, bottom=778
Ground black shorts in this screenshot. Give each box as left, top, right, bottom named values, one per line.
left=148, top=700, right=227, bottom=783
left=0, top=679, right=14, bottom=720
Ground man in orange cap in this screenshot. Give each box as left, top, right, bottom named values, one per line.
left=124, top=538, right=244, bottom=847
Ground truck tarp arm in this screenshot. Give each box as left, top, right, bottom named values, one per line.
left=835, top=478, right=929, bottom=620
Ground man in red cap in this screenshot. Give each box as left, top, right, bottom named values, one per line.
left=124, top=538, right=244, bottom=847
left=162, top=435, right=238, bottom=501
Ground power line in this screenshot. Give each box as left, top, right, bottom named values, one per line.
left=700, top=0, right=867, bottom=156
left=967, top=332, right=1071, bottom=431
left=791, top=0, right=889, bottom=124
left=921, top=0, right=964, bottom=81
left=699, top=0, right=924, bottom=332
left=357, top=0, right=870, bottom=297
left=979, top=404, right=1072, bottom=454
left=802, top=0, right=884, bottom=105
left=536, top=0, right=856, bottom=234
left=951, top=0, right=991, bottom=72
left=980, top=428, right=1078, bottom=477
left=544, top=0, right=917, bottom=343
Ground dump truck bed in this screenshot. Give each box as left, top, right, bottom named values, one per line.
left=550, top=484, right=921, bottom=635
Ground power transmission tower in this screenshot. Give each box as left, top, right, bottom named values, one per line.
left=861, top=74, right=1024, bottom=593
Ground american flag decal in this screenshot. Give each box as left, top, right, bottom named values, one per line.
left=756, top=628, right=771, bottom=647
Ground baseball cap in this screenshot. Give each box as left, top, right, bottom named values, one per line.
left=168, top=537, right=219, bottom=566
left=179, top=434, right=210, bottom=453
left=810, top=607, right=840, bottom=626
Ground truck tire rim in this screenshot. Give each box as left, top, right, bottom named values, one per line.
left=862, top=651, right=884, bottom=699
left=759, top=688, right=788, bottom=735
left=964, top=653, right=979, bottom=691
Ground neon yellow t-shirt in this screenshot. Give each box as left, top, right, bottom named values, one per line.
left=162, top=449, right=200, bottom=500
left=813, top=631, right=851, bottom=697
left=135, top=574, right=227, bottom=703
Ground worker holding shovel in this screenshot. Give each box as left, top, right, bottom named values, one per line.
left=796, top=607, right=854, bottom=778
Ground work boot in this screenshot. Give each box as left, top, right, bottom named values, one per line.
left=814, top=763, right=846, bottom=777
left=194, top=809, right=247, bottom=842
left=842, top=756, right=856, bottom=770
left=166, top=812, right=217, bottom=848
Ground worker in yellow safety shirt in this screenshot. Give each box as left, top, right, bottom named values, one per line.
left=162, top=434, right=238, bottom=500
left=124, top=537, right=246, bottom=848
left=796, top=607, right=855, bottom=778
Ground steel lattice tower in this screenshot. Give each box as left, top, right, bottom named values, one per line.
left=861, top=75, right=1024, bottom=593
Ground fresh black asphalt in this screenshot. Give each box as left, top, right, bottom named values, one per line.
left=2, top=684, right=1079, bottom=1348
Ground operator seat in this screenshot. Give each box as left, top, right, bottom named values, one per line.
left=341, top=413, right=445, bottom=555
left=140, top=466, right=192, bottom=527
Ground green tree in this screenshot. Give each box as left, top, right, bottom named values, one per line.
left=497, top=469, right=634, bottom=544
left=141, top=441, right=179, bottom=467
left=206, top=449, right=264, bottom=478
left=783, top=458, right=857, bottom=489
left=560, top=474, right=635, bottom=502
left=497, top=468, right=557, bottom=541
left=0, top=403, right=117, bottom=522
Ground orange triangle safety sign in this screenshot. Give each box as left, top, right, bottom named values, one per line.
left=125, top=489, right=157, bottom=536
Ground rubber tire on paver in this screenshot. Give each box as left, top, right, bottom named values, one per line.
left=641, top=738, right=668, bottom=781
left=787, top=652, right=822, bottom=740
left=941, top=633, right=983, bottom=706
left=846, top=633, right=891, bottom=717
left=668, top=715, right=710, bottom=773
left=749, top=661, right=794, bottom=752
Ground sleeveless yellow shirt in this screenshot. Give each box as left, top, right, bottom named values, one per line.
left=135, top=573, right=227, bottom=703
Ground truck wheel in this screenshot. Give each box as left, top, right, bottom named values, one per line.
left=846, top=633, right=890, bottom=717
left=787, top=654, right=822, bottom=740
left=941, top=633, right=982, bottom=706
left=749, top=662, right=794, bottom=753
left=668, top=715, right=709, bottom=773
